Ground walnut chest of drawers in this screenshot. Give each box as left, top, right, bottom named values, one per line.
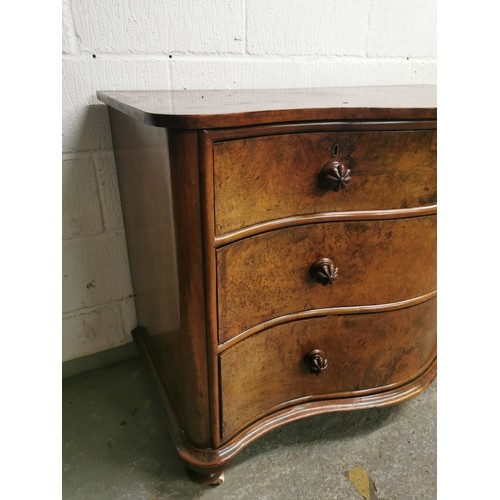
left=98, top=86, right=437, bottom=484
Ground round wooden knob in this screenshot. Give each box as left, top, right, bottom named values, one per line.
left=319, top=161, right=351, bottom=191
left=304, top=349, right=328, bottom=375
left=310, top=257, right=338, bottom=286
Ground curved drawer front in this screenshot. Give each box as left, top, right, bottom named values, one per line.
left=217, top=216, right=436, bottom=343
left=214, top=129, right=436, bottom=235
left=219, top=298, right=436, bottom=441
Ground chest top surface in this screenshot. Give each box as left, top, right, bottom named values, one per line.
left=97, top=85, right=436, bottom=129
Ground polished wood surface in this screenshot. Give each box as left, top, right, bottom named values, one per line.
left=107, top=109, right=211, bottom=448
left=218, top=291, right=436, bottom=352
left=133, top=325, right=435, bottom=476
left=220, top=298, right=436, bottom=441
left=217, top=216, right=436, bottom=342
left=197, top=130, right=222, bottom=448
left=97, top=85, right=436, bottom=128
left=213, top=205, right=437, bottom=247
left=99, top=86, right=437, bottom=483
left=214, top=128, right=436, bottom=235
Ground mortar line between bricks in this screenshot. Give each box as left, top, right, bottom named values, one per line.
left=88, top=155, right=107, bottom=235
left=62, top=229, right=126, bottom=245
left=62, top=53, right=436, bottom=62
left=365, top=0, right=374, bottom=57
left=63, top=0, right=80, bottom=56
left=63, top=148, right=115, bottom=156
left=117, top=295, right=136, bottom=343
left=88, top=150, right=115, bottom=158
left=244, top=0, right=248, bottom=54
left=62, top=151, right=93, bottom=161
left=90, top=154, right=116, bottom=235
left=63, top=297, right=134, bottom=319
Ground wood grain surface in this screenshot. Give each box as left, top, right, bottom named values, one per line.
left=219, top=298, right=436, bottom=441
left=97, top=85, right=436, bottom=128
left=102, top=86, right=438, bottom=481
left=134, top=325, right=436, bottom=474
left=108, top=109, right=211, bottom=448
left=217, top=216, right=436, bottom=342
left=214, top=129, right=436, bottom=235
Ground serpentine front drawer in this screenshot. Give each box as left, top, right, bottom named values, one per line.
left=217, top=216, right=436, bottom=343
left=214, top=129, right=437, bottom=235
left=219, top=298, right=437, bottom=442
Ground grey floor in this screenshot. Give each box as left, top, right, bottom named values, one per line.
left=62, top=356, right=436, bottom=499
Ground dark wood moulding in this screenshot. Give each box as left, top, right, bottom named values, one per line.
left=97, top=85, right=437, bottom=129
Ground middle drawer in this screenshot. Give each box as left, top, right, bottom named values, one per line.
left=217, top=216, right=436, bottom=343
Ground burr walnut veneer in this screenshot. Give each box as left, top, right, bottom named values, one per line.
left=98, top=86, right=437, bottom=485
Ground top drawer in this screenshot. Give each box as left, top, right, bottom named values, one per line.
left=213, top=128, right=436, bottom=236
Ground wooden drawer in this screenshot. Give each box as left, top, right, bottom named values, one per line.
left=217, top=215, right=436, bottom=343
left=213, top=129, right=436, bottom=235
left=220, top=298, right=436, bottom=441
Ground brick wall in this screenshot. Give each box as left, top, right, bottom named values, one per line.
left=62, top=0, right=437, bottom=361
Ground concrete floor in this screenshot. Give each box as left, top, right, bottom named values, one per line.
left=62, top=356, right=436, bottom=499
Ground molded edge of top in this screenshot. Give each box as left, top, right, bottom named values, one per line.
left=97, top=85, right=437, bottom=129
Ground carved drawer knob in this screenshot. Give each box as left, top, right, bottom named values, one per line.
left=310, top=257, right=338, bottom=286
left=319, top=161, right=352, bottom=191
left=304, top=349, right=329, bottom=375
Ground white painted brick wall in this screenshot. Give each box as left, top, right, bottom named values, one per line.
left=72, top=0, right=246, bottom=55
left=62, top=0, right=436, bottom=362
left=247, top=0, right=371, bottom=56
left=62, top=156, right=103, bottom=239
left=366, top=0, right=437, bottom=57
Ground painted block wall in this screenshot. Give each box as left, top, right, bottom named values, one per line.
left=62, top=0, right=437, bottom=362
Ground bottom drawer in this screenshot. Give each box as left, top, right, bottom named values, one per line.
left=219, top=298, right=436, bottom=441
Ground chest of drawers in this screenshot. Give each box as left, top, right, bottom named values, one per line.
left=98, top=86, right=437, bottom=485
